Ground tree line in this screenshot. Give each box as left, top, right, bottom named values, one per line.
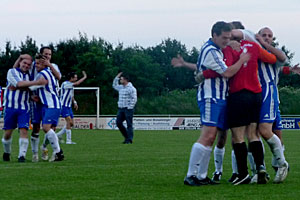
left=0, top=34, right=299, bottom=115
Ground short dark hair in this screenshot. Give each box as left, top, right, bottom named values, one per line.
left=67, top=72, right=77, bottom=80
left=211, top=21, right=233, bottom=37
left=40, top=46, right=52, bottom=54
left=35, top=53, right=46, bottom=60
left=230, top=21, right=245, bottom=30
left=120, top=73, right=130, bottom=82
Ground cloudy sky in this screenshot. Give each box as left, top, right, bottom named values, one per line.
left=1, top=0, right=300, bottom=64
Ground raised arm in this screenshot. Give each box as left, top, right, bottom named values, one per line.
left=73, top=71, right=87, bottom=86
left=13, top=54, right=32, bottom=68
left=256, top=34, right=286, bottom=63
left=112, top=72, right=123, bottom=91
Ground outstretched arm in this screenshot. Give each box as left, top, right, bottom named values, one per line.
left=171, top=55, right=197, bottom=71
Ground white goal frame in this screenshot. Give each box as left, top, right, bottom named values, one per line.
left=74, top=87, right=100, bottom=129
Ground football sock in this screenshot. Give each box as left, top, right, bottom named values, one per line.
left=2, top=137, right=12, bottom=153
left=214, top=146, right=225, bottom=173
left=31, top=133, right=39, bottom=154
left=231, top=150, right=238, bottom=174
left=19, top=138, right=29, bottom=158
left=66, top=129, right=72, bottom=142
left=249, top=141, right=265, bottom=172
left=267, top=134, right=286, bottom=167
left=46, top=129, right=61, bottom=154
left=196, top=144, right=212, bottom=180
left=187, top=143, right=205, bottom=177
left=57, top=125, right=66, bottom=137
left=233, top=142, right=248, bottom=177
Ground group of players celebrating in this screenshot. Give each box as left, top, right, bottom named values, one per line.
left=2, top=47, right=87, bottom=162
left=172, top=21, right=300, bottom=185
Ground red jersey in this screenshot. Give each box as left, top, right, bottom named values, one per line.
left=229, top=41, right=276, bottom=94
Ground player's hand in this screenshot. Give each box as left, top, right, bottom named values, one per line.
left=171, top=55, right=185, bottom=68
left=255, top=34, right=267, bottom=47
left=194, top=71, right=204, bottom=84
left=227, top=40, right=241, bottom=51
left=31, top=95, right=40, bottom=102
left=36, top=77, right=48, bottom=85
left=20, top=54, right=32, bottom=60
left=82, top=71, right=87, bottom=78
left=74, top=103, right=78, bottom=111
left=291, top=63, right=300, bottom=75
left=240, top=52, right=251, bottom=63
left=117, top=72, right=123, bottom=78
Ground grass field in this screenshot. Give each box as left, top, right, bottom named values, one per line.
left=1, top=129, right=299, bottom=200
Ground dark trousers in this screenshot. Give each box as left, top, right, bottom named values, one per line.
left=116, top=108, right=134, bottom=142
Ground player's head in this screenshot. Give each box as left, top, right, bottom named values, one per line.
left=67, top=72, right=78, bottom=82
left=211, top=21, right=232, bottom=49
left=40, top=46, right=52, bottom=61
left=230, top=21, right=245, bottom=30
left=19, top=55, right=32, bottom=72
left=120, top=73, right=130, bottom=85
left=258, top=27, right=273, bottom=45
left=35, top=53, right=47, bottom=72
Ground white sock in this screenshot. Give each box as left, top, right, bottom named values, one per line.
left=57, top=125, right=66, bottom=137
left=272, top=143, right=285, bottom=168
left=267, top=134, right=286, bottom=167
left=231, top=150, right=238, bottom=174
left=214, top=147, right=225, bottom=173
left=66, top=129, right=72, bottom=142
left=196, top=144, right=212, bottom=180
left=187, top=143, right=205, bottom=177
left=19, top=138, right=29, bottom=158
left=2, top=137, right=12, bottom=153
left=31, top=135, right=40, bottom=154
left=46, top=129, right=61, bottom=154
left=247, top=152, right=256, bottom=175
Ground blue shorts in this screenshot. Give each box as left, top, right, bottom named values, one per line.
left=260, top=82, right=279, bottom=123
left=61, top=106, right=74, bottom=118
left=31, top=102, right=43, bottom=124
left=198, top=98, right=228, bottom=130
left=42, top=106, right=61, bottom=127
left=3, top=108, right=30, bottom=130
left=272, top=109, right=282, bottom=130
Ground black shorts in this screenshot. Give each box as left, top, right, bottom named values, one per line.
left=227, top=89, right=262, bottom=128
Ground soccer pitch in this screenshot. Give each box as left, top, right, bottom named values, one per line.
left=1, top=129, right=299, bottom=199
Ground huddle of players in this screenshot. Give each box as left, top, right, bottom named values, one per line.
left=172, top=21, right=300, bottom=185
left=2, top=47, right=86, bottom=162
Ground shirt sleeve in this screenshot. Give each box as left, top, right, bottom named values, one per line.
left=203, top=49, right=228, bottom=74
left=112, top=77, right=123, bottom=91
left=7, top=69, right=22, bottom=87
left=51, top=63, right=62, bottom=79
left=241, top=29, right=261, bottom=46
left=257, top=44, right=277, bottom=64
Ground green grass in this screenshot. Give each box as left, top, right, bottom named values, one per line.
left=1, top=129, right=299, bottom=200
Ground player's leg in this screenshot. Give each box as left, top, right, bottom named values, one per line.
left=42, top=107, right=64, bottom=162
left=2, top=108, right=18, bottom=161
left=184, top=98, right=224, bottom=186
left=259, top=83, right=288, bottom=183
left=212, top=130, right=227, bottom=181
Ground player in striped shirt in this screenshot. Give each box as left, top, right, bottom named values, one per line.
left=56, top=71, right=87, bottom=144
left=2, top=54, right=46, bottom=162
left=30, top=54, right=64, bottom=162
left=30, top=47, right=61, bottom=162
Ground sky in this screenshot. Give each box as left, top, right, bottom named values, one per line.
left=1, top=0, right=300, bottom=64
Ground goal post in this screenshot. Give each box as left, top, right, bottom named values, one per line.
left=74, top=87, right=100, bottom=129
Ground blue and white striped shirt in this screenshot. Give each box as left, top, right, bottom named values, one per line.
left=3, top=68, right=30, bottom=110
left=196, top=39, right=228, bottom=101
left=60, top=81, right=74, bottom=107
left=36, top=68, right=61, bottom=109
left=113, top=77, right=137, bottom=109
